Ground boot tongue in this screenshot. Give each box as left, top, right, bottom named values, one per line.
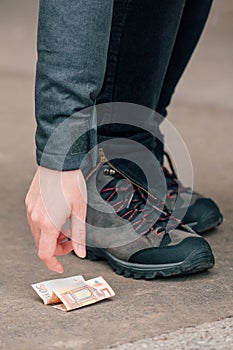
left=107, top=158, right=167, bottom=203
left=163, top=167, right=179, bottom=194
left=100, top=138, right=167, bottom=203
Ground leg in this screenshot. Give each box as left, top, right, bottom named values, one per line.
left=155, top=0, right=213, bottom=162
left=96, top=0, right=222, bottom=234
left=157, top=0, right=213, bottom=118
left=155, top=0, right=223, bottom=233
left=96, top=0, right=186, bottom=189
left=85, top=0, right=215, bottom=277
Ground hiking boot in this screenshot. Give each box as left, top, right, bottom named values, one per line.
left=164, top=152, right=223, bottom=234
left=82, top=148, right=215, bottom=279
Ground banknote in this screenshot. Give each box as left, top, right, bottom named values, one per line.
left=32, top=276, right=115, bottom=311
left=31, top=275, right=85, bottom=305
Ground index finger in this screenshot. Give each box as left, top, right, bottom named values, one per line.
left=38, top=230, right=64, bottom=273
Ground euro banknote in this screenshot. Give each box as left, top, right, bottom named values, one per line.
left=32, top=275, right=115, bottom=311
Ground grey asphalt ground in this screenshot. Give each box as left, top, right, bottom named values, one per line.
left=0, top=1, right=232, bottom=349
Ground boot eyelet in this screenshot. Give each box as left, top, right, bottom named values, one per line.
left=103, top=168, right=116, bottom=176
left=104, top=168, right=110, bottom=175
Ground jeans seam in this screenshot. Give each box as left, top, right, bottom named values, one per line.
left=100, top=0, right=132, bottom=103
left=112, top=0, right=132, bottom=101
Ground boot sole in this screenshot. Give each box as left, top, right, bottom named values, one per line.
left=86, top=246, right=215, bottom=280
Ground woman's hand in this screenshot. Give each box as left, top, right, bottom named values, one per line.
left=25, top=166, right=87, bottom=273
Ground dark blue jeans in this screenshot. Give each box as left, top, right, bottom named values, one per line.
left=36, top=0, right=212, bottom=195
left=97, top=0, right=213, bottom=191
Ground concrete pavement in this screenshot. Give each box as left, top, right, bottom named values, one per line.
left=106, top=318, right=233, bottom=350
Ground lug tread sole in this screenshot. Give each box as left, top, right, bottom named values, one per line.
left=86, top=247, right=214, bottom=280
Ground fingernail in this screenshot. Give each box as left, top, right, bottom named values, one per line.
left=54, top=263, right=64, bottom=274
left=76, top=244, right=86, bottom=258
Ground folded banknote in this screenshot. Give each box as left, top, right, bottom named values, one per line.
left=32, top=275, right=115, bottom=311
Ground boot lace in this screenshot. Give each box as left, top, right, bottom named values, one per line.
left=100, top=175, right=184, bottom=236
left=164, top=151, right=192, bottom=197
